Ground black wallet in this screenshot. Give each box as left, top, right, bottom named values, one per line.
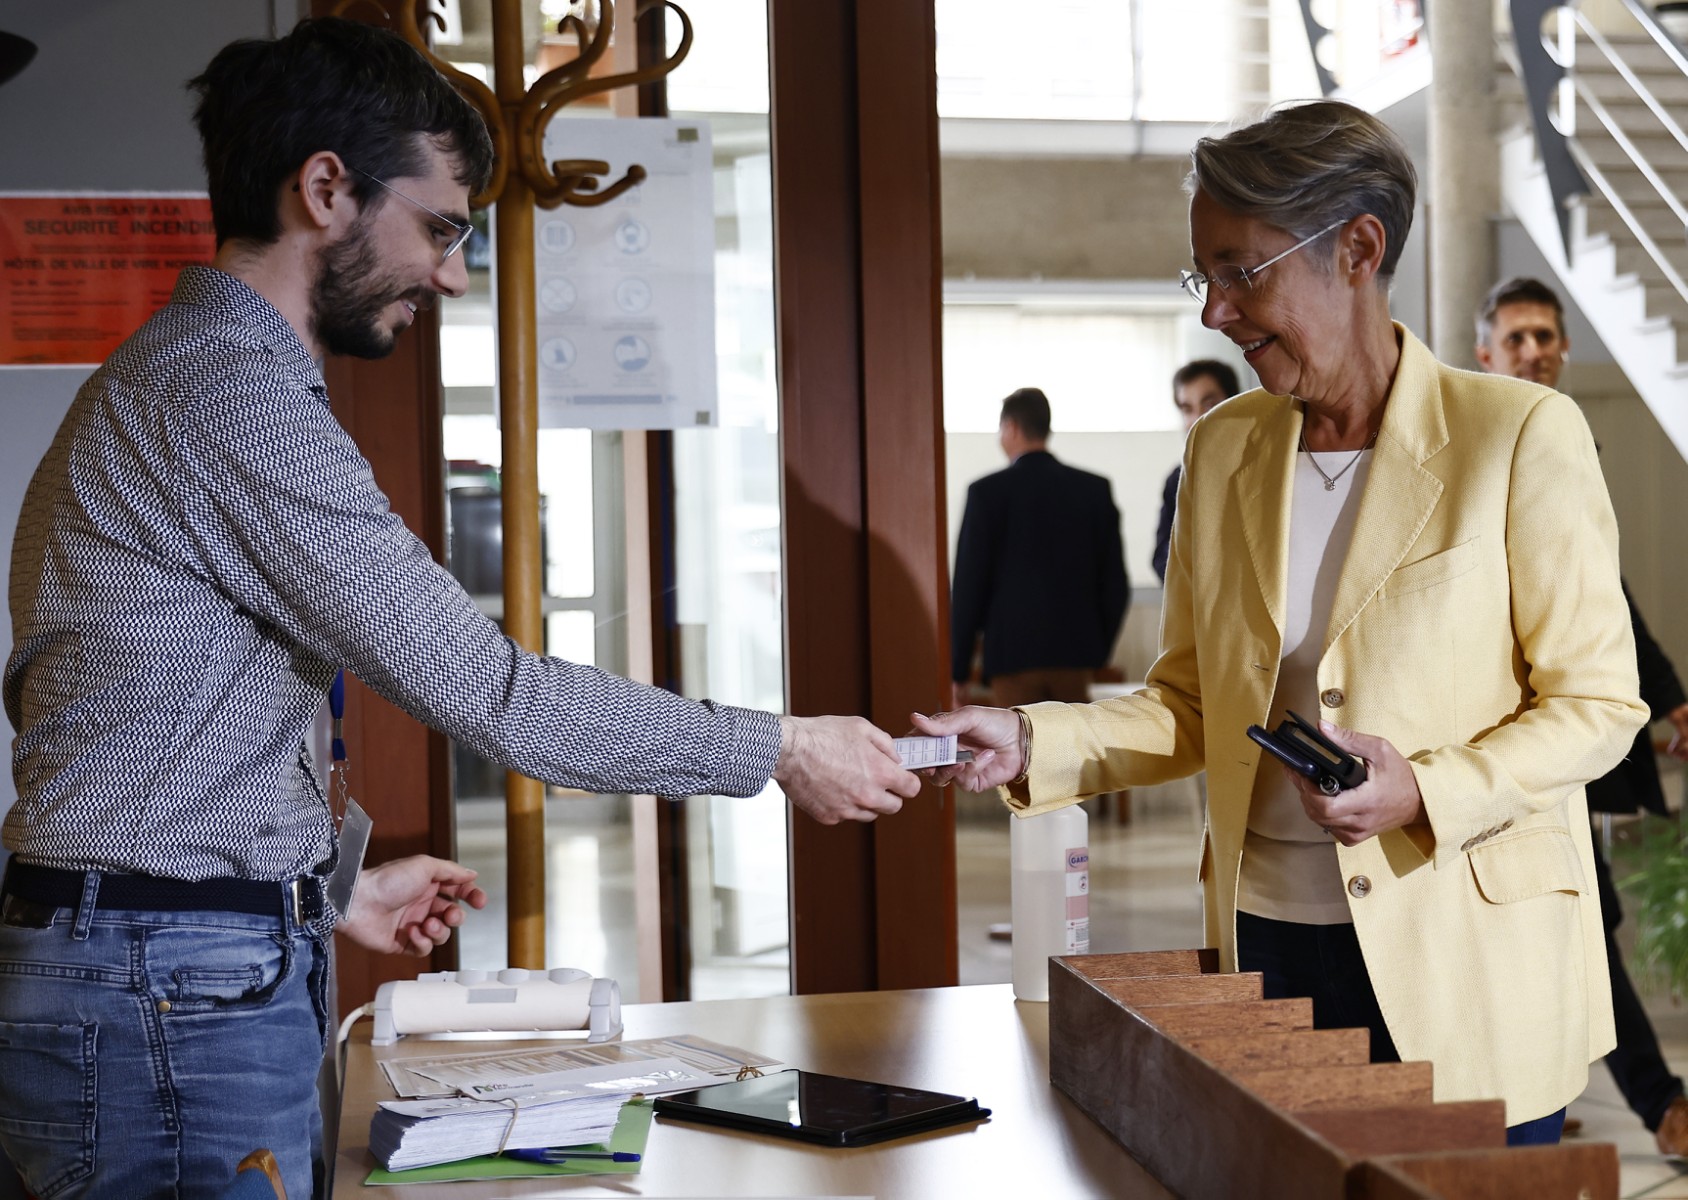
left=1246, top=710, right=1367, bottom=795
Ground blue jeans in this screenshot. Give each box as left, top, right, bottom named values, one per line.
left=1237, top=911, right=1563, bottom=1147
left=1506, top=1108, right=1567, bottom=1146
left=0, top=886, right=330, bottom=1199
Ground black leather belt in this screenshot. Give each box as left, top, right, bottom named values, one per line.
left=2, top=860, right=327, bottom=924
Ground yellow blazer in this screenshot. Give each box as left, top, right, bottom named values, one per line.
left=1008, top=326, right=1645, bottom=1123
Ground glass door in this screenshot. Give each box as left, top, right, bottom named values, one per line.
left=430, top=2, right=789, bottom=1000
left=667, top=6, right=788, bottom=1001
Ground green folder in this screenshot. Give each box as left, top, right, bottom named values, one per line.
left=363, top=1097, right=653, bottom=1185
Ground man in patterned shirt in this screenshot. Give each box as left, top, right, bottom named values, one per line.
left=0, top=19, right=917, bottom=1199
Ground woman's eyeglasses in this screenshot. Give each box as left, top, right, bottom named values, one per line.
left=1179, top=220, right=1345, bottom=303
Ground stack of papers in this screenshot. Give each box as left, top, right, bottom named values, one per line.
left=372, top=1093, right=625, bottom=1171
left=366, top=1100, right=655, bottom=1186
left=369, top=1056, right=714, bottom=1171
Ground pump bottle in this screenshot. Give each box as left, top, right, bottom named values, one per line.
left=1009, top=804, right=1089, bottom=1001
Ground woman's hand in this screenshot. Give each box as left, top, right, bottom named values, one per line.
left=1288, top=721, right=1425, bottom=847
left=909, top=707, right=1024, bottom=791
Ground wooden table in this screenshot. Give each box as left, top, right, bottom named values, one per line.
left=333, top=984, right=1172, bottom=1198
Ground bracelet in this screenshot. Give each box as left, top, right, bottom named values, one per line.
left=1007, top=709, right=1032, bottom=787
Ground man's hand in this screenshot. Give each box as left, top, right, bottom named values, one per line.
left=774, top=715, right=920, bottom=825
left=909, top=706, right=1024, bottom=792
left=337, top=855, right=489, bottom=956
left=1665, top=702, right=1688, bottom=762
left=1288, top=721, right=1425, bottom=847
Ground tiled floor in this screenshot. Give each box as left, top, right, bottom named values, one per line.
left=454, top=780, right=1688, bottom=1196
left=1574, top=1056, right=1688, bottom=1199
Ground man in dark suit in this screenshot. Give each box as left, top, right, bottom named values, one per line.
left=1152, top=359, right=1238, bottom=582
left=950, top=387, right=1128, bottom=709
left=1477, top=276, right=1688, bottom=1154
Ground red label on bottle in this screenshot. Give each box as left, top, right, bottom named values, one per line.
left=1065, top=844, right=1089, bottom=930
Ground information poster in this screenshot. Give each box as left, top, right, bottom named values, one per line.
left=0, top=194, right=216, bottom=366
left=533, top=119, right=717, bottom=429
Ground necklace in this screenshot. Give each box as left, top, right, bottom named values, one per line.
left=1299, top=430, right=1377, bottom=491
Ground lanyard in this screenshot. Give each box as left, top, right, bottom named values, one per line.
left=331, top=670, right=347, bottom=763
left=324, top=668, right=371, bottom=920
left=329, top=670, right=350, bottom=819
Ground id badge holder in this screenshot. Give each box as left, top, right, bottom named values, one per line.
left=326, top=798, right=371, bottom=919
left=324, top=671, right=371, bottom=920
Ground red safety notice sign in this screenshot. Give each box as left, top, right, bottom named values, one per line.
left=0, top=194, right=216, bottom=366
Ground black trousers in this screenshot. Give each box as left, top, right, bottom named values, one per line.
left=1593, top=838, right=1685, bottom=1131
left=1235, top=911, right=1400, bottom=1063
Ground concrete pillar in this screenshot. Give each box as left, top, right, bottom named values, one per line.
left=1428, top=0, right=1499, bottom=368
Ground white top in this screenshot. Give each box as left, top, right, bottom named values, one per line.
left=1237, top=446, right=1372, bottom=925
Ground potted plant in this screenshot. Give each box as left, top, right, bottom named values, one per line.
left=1615, top=819, right=1688, bottom=995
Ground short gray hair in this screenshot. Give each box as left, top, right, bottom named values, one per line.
left=1187, top=100, right=1418, bottom=280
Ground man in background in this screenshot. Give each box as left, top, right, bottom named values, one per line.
left=1153, top=360, right=1239, bottom=582
left=950, top=387, right=1128, bottom=709
left=1476, top=275, right=1688, bottom=1155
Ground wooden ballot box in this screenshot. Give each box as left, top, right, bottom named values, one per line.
left=1048, top=950, right=1617, bottom=1200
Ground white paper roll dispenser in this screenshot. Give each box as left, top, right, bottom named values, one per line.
left=371, top=968, right=622, bottom=1045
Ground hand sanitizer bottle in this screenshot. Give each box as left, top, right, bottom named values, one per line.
left=1010, top=804, right=1090, bottom=1002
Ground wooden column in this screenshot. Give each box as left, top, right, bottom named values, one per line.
left=634, top=0, right=691, bottom=1003
left=490, top=0, right=548, bottom=969
left=856, top=0, right=955, bottom=993
left=769, top=0, right=956, bottom=992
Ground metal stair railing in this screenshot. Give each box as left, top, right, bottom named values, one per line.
left=1509, top=0, right=1688, bottom=315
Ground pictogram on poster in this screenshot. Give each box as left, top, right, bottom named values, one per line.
left=0, top=193, right=217, bottom=367
left=532, top=119, right=717, bottom=430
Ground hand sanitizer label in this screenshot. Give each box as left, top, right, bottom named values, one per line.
left=1065, top=847, right=1090, bottom=953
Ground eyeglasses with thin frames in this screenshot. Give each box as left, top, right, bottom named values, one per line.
left=349, top=167, right=474, bottom=262
left=1179, top=220, right=1345, bottom=304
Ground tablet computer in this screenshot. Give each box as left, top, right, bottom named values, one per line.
left=652, top=1068, right=990, bottom=1147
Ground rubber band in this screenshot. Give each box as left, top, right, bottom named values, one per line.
left=492, top=1096, right=522, bottom=1155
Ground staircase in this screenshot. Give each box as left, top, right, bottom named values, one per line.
left=1500, top=0, right=1688, bottom=456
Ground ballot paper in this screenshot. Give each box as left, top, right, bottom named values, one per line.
left=414, top=1055, right=711, bottom=1103
left=381, top=1034, right=779, bottom=1099
left=894, top=735, right=972, bottom=770
left=370, top=1058, right=710, bottom=1171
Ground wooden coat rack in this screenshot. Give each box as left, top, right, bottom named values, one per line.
left=333, top=0, right=692, bottom=966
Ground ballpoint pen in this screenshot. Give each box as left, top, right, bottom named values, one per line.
left=503, top=1148, right=642, bottom=1164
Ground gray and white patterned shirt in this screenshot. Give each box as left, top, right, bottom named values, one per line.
left=5, top=266, right=782, bottom=882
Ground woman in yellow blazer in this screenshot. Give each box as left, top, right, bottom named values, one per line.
left=918, top=101, right=1646, bottom=1140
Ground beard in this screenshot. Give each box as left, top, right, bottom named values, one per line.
left=309, top=217, right=423, bottom=360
